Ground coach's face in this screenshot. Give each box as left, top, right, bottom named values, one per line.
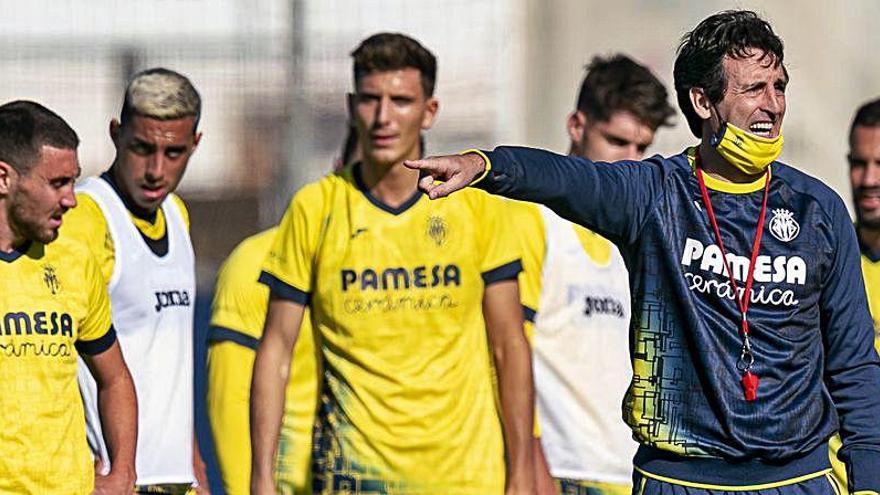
left=850, top=125, right=880, bottom=228
left=350, top=68, right=438, bottom=168
left=111, top=114, right=201, bottom=213
left=713, top=49, right=787, bottom=139
left=4, top=146, right=79, bottom=244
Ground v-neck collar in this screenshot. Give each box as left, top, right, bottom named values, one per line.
left=353, top=163, right=424, bottom=216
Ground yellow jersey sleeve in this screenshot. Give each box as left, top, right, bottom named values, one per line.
left=474, top=192, right=523, bottom=285
left=506, top=200, right=546, bottom=335
left=207, top=341, right=256, bottom=495
left=76, top=250, right=115, bottom=353
left=211, top=229, right=277, bottom=340
left=63, top=193, right=115, bottom=284
left=260, top=183, right=327, bottom=302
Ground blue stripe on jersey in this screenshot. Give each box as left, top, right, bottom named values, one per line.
left=258, top=271, right=310, bottom=305
left=0, top=241, right=32, bottom=263
left=76, top=325, right=117, bottom=355
left=522, top=305, right=537, bottom=323
left=481, top=259, right=523, bottom=285
left=207, top=326, right=260, bottom=350
left=476, top=146, right=880, bottom=490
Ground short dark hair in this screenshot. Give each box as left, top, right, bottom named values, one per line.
left=851, top=98, right=880, bottom=134
left=576, top=54, right=675, bottom=131
left=674, top=10, right=785, bottom=137
left=0, top=100, right=79, bottom=174
left=351, top=33, right=437, bottom=97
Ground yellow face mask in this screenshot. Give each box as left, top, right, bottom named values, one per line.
left=710, top=122, right=783, bottom=175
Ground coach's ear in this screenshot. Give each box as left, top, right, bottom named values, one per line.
left=0, top=161, right=16, bottom=195
left=689, top=87, right=712, bottom=120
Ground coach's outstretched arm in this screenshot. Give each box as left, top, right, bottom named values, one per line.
left=407, top=146, right=666, bottom=245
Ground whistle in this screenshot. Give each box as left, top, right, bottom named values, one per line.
left=741, top=370, right=759, bottom=401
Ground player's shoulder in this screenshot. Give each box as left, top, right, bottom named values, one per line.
left=168, top=193, right=190, bottom=228
left=43, top=235, right=99, bottom=274
left=290, top=167, right=353, bottom=208
left=66, top=191, right=109, bottom=229
left=502, top=198, right=543, bottom=227
left=226, top=227, right=278, bottom=268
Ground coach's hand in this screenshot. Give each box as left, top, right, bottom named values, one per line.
left=404, top=152, right=486, bottom=199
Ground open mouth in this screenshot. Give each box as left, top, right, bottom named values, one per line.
left=748, top=121, right=774, bottom=138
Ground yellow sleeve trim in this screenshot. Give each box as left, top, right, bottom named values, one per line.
left=634, top=467, right=831, bottom=491
left=460, top=149, right=492, bottom=185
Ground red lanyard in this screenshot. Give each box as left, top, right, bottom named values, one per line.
left=695, top=156, right=771, bottom=401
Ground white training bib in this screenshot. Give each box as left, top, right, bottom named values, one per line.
left=533, top=205, right=636, bottom=484
left=76, top=177, right=196, bottom=485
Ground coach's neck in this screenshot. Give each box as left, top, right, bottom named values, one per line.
left=698, top=139, right=765, bottom=184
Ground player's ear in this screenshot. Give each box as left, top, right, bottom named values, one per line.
left=421, top=98, right=439, bottom=130
left=109, top=119, right=122, bottom=145
left=192, top=131, right=202, bottom=149
left=567, top=110, right=587, bottom=144
left=0, top=161, right=16, bottom=195
left=346, top=93, right=356, bottom=121
left=689, top=87, right=712, bottom=120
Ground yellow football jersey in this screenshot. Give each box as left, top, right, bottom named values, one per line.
left=62, top=189, right=189, bottom=282
left=0, top=236, right=114, bottom=494
left=207, top=227, right=319, bottom=495
left=830, top=249, right=880, bottom=487
left=260, top=164, right=522, bottom=494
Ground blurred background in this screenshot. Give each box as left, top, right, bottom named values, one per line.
left=1, top=0, right=878, bottom=492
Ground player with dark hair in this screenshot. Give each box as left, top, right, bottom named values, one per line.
left=0, top=100, right=137, bottom=494
left=513, top=54, right=674, bottom=495
left=251, top=32, right=535, bottom=494
left=63, top=68, right=209, bottom=494
left=408, top=10, right=880, bottom=494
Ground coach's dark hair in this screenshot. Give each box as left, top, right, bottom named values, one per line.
left=674, top=10, right=785, bottom=137
left=351, top=33, right=437, bottom=97
left=576, top=54, right=675, bottom=131
left=851, top=98, right=880, bottom=134
left=0, top=100, right=79, bottom=175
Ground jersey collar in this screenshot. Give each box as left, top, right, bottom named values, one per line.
left=0, top=240, right=32, bottom=263
left=687, top=147, right=771, bottom=194
left=353, top=163, right=424, bottom=216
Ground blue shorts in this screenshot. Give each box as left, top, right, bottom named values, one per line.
left=632, top=469, right=841, bottom=495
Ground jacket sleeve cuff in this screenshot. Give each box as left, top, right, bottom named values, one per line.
left=461, top=149, right=493, bottom=186
left=845, top=447, right=880, bottom=492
